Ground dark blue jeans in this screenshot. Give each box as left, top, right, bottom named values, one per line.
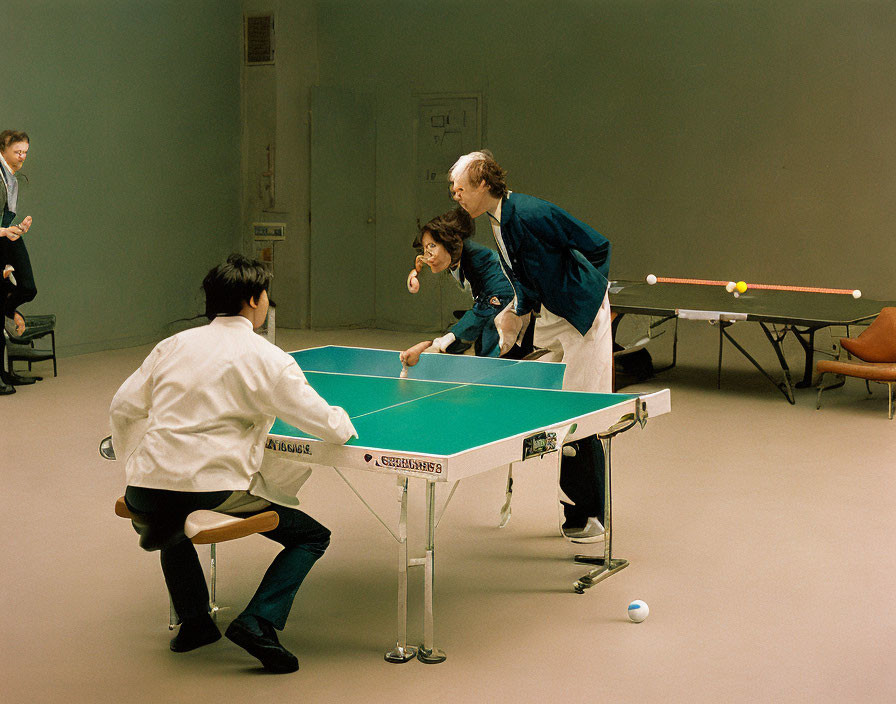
left=124, top=486, right=330, bottom=630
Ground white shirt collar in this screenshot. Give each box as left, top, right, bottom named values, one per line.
left=488, top=191, right=510, bottom=225
left=0, top=154, right=13, bottom=186
left=210, top=315, right=254, bottom=330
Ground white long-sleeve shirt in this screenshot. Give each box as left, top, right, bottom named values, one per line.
left=110, top=316, right=356, bottom=506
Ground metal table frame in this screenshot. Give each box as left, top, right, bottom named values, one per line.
left=273, top=395, right=660, bottom=664
left=612, top=299, right=878, bottom=404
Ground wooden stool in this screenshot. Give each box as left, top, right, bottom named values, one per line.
left=104, top=436, right=279, bottom=628
left=114, top=497, right=278, bottom=628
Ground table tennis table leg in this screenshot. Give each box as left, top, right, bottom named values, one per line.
left=717, top=321, right=724, bottom=389
left=417, top=480, right=446, bottom=664
left=673, top=317, right=680, bottom=366
left=789, top=324, right=833, bottom=388
left=757, top=323, right=796, bottom=403
left=385, top=477, right=417, bottom=663
left=716, top=321, right=796, bottom=404
left=573, top=421, right=632, bottom=592
left=498, top=465, right=513, bottom=528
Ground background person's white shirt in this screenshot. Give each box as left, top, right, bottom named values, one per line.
left=110, top=316, right=356, bottom=506
left=0, top=152, right=19, bottom=213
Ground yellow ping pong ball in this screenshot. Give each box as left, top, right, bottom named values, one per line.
left=852, top=289, right=862, bottom=299
left=735, top=281, right=748, bottom=294
left=646, top=274, right=657, bottom=285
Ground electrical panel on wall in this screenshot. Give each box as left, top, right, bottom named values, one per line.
left=245, top=14, right=275, bottom=65
left=418, top=102, right=472, bottom=184
left=415, top=94, right=481, bottom=220
left=252, top=222, right=286, bottom=241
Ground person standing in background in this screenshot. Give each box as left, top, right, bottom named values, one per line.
left=1, top=129, right=36, bottom=393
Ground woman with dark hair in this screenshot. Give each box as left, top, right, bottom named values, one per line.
left=1, top=129, right=36, bottom=393
left=400, top=207, right=519, bottom=367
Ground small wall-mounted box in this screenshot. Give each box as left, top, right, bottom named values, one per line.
left=252, top=222, right=286, bottom=241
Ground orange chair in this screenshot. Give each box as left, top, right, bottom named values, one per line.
left=816, top=307, right=896, bottom=419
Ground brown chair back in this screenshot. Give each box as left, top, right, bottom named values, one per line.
left=840, top=307, right=896, bottom=362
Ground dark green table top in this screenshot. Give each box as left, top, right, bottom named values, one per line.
left=609, top=281, right=895, bottom=327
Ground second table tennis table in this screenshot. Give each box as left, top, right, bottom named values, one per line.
left=266, top=346, right=670, bottom=664
left=609, top=280, right=895, bottom=403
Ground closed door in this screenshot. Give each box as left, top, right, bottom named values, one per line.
left=310, top=87, right=376, bottom=327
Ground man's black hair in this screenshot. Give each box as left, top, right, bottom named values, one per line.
left=203, top=253, right=271, bottom=321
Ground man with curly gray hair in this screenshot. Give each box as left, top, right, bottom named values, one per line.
left=449, top=150, right=612, bottom=542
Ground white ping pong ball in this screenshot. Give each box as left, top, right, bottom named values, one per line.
left=733, top=292, right=740, bottom=298
left=853, top=289, right=861, bottom=299
left=726, top=281, right=736, bottom=293
left=646, top=274, right=657, bottom=285
left=628, top=600, right=649, bottom=623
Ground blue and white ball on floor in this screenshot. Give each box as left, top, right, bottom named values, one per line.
left=628, top=600, right=649, bottom=623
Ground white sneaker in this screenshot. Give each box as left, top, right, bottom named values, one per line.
left=562, top=517, right=606, bottom=543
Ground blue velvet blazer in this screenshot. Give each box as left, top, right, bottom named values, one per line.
left=496, top=193, right=611, bottom=336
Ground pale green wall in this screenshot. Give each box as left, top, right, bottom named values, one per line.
left=12, top=1, right=893, bottom=350
left=306, top=0, right=896, bottom=331
left=8, top=0, right=242, bottom=355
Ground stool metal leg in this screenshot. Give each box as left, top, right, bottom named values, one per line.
left=169, top=597, right=179, bottom=630
left=209, top=543, right=219, bottom=619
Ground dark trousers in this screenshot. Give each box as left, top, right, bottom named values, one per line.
left=560, top=435, right=606, bottom=527
left=0, top=235, right=37, bottom=315
left=0, top=275, right=8, bottom=366
left=124, top=486, right=331, bottom=630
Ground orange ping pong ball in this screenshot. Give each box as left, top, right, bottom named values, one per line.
left=735, top=281, right=748, bottom=294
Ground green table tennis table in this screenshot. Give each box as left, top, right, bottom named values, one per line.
left=609, top=280, right=896, bottom=403
left=266, top=346, right=670, bottom=664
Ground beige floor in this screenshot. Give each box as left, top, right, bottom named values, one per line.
left=2, top=323, right=894, bottom=703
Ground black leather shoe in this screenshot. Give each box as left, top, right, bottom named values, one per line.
left=225, top=618, right=299, bottom=673
left=0, top=381, right=14, bottom=395
left=0, top=371, right=36, bottom=386
left=170, top=615, right=221, bottom=652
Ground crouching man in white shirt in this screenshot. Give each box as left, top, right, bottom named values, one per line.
left=110, top=254, right=357, bottom=674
